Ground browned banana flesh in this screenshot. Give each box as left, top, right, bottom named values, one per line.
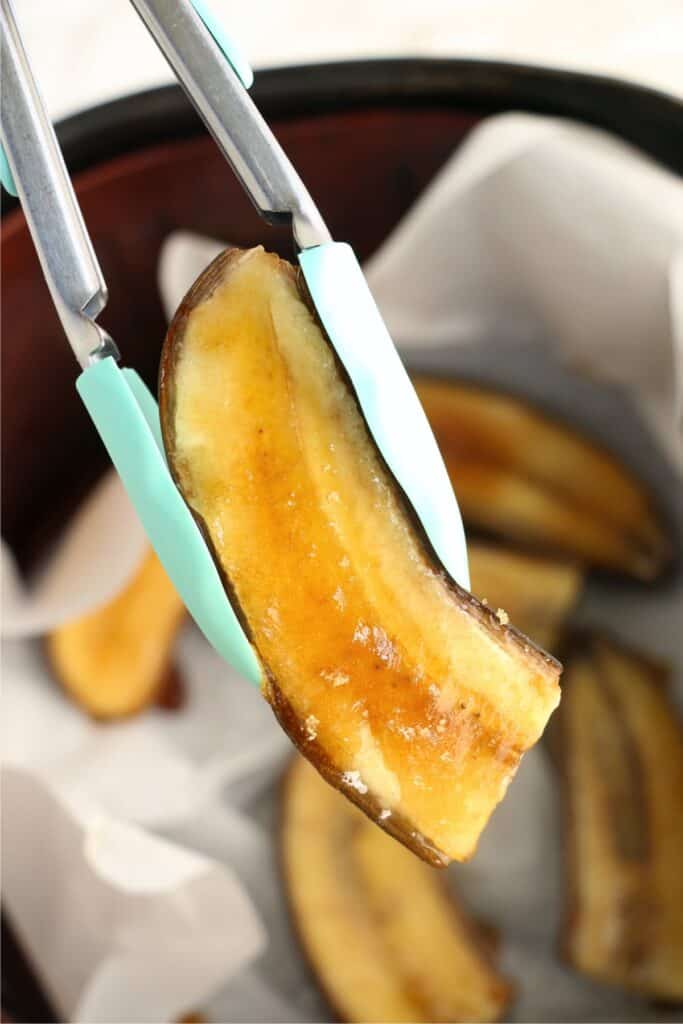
left=48, top=549, right=185, bottom=719
left=557, top=636, right=683, bottom=1000
left=414, top=377, right=671, bottom=581
left=282, top=755, right=514, bottom=1023
left=468, top=541, right=583, bottom=652
left=160, top=246, right=561, bottom=864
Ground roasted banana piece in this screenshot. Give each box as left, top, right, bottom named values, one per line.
left=414, top=377, right=671, bottom=581
left=48, top=549, right=185, bottom=719
left=161, top=247, right=561, bottom=864
left=282, top=756, right=514, bottom=1023
left=556, top=636, right=683, bottom=1000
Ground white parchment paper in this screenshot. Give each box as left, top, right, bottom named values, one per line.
left=2, top=112, right=682, bottom=1023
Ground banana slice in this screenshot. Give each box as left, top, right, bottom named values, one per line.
left=48, top=549, right=185, bottom=719
left=556, top=636, right=683, bottom=1000
left=282, top=755, right=514, bottom=1023
left=160, top=247, right=561, bottom=864
left=414, top=377, right=671, bottom=581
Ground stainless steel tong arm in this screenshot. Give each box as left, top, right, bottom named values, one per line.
left=129, top=0, right=331, bottom=250
left=0, top=0, right=115, bottom=367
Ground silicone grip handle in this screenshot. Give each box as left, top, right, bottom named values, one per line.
left=299, top=242, right=470, bottom=590
left=0, top=143, right=17, bottom=195
left=77, top=357, right=262, bottom=684
left=188, top=0, right=254, bottom=89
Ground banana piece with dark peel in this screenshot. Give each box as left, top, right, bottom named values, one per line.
left=282, top=755, right=514, bottom=1023
left=556, top=636, right=683, bottom=1000
left=468, top=542, right=583, bottom=652
left=160, top=246, right=561, bottom=865
left=48, top=549, right=185, bottom=719
left=414, top=377, right=671, bottom=581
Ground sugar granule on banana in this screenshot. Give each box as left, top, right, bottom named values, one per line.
left=468, top=541, right=582, bottom=652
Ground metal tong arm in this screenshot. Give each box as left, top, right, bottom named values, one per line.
left=129, top=0, right=331, bottom=250
left=0, top=0, right=116, bottom=367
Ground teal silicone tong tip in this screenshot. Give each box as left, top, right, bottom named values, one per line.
left=188, top=0, right=253, bottom=89
left=77, top=359, right=262, bottom=684
left=0, top=141, right=18, bottom=195
left=300, top=244, right=470, bottom=590
left=1, top=0, right=262, bottom=683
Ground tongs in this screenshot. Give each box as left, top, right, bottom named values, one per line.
left=0, top=0, right=469, bottom=685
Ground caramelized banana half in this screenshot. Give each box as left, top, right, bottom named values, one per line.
left=414, top=377, right=671, bottom=581
left=556, top=636, right=683, bottom=1000
left=282, top=756, right=514, bottom=1023
left=48, top=549, right=185, bottom=719
left=160, top=247, right=561, bottom=864
left=468, top=542, right=583, bottom=652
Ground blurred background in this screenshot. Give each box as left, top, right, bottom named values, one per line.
left=15, top=0, right=683, bottom=118
left=3, top=3, right=683, bottom=1023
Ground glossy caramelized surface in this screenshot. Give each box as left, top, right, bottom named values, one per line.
left=48, top=549, right=185, bottom=719
left=161, top=247, right=561, bottom=863
left=282, top=756, right=513, bottom=1023
left=415, top=378, right=670, bottom=580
